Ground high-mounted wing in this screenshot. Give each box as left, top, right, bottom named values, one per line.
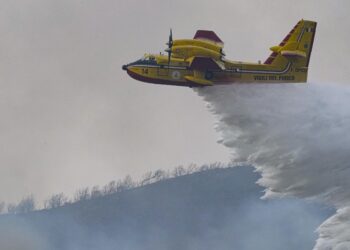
left=167, top=30, right=225, bottom=61
left=194, top=30, right=224, bottom=46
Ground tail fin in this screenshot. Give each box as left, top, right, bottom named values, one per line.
left=264, top=20, right=317, bottom=69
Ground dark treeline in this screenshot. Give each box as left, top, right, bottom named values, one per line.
left=1, top=162, right=226, bottom=214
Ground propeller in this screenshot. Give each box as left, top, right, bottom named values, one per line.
left=165, top=29, right=173, bottom=66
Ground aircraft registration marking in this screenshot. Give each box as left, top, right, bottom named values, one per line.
left=254, top=75, right=295, bottom=81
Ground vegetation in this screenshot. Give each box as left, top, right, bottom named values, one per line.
left=1, top=162, right=227, bottom=214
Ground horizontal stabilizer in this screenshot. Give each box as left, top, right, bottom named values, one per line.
left=281, top=50, right=306, bottom=58
left=270, top=41, right=306, bottom=58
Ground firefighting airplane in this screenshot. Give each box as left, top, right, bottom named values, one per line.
left=122, top=20, right=317, bottom=87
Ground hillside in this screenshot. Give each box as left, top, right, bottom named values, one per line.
left=0, top=166, right=332, bottom=250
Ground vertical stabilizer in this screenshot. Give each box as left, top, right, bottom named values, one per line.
left=265, top=20, right=317, bottom=69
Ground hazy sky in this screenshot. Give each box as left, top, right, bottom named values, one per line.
left=0, top=0, right=349, bottom=204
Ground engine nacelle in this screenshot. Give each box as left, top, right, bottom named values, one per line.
left=172, top=39, right=223, bottom=53
left=170, top=45, right=222, bottom=60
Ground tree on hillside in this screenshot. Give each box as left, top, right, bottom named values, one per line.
left=44, top=193, right=68, bottom=209
left=16, top=195, right=35, bottom=213
left=90, top=185, right=102, bottom=198
left=140, top=171, right=153, bottom=186
left=6, top=196, right=35, bottom=214
left=186, top=163, right=198, bottom=174
left=116, top=175, right=135, bottom=192
left=74, top=187, right=90, bottom=202
left=208, top=162, right=223, bottom=169
left=103, top=181, right=118, bottom=195
left=152, top=170, right=168, bottom=182
left=172, top=166, right=186, bottom=177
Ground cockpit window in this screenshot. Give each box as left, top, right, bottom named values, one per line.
left=139, top=56, right=155, bottom=61
left=138, top=55, right=156, bottom=64
left=131, top=55, right=157, bottom=66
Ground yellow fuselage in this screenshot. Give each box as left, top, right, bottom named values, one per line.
left=122, top=20, right=316, bottom=87
left=123, top=54, right=307, bottom=87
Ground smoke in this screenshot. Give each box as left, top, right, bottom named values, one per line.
left=0, top=216, right=49, bottom=250
left=197, top=83, right=350, bottom=250
left=0, top=166, right=331, bottom=250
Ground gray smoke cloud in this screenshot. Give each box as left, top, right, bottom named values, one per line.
left=0, top=217, right=49, bottom=250
left=197, top=83, right=350, bottom=249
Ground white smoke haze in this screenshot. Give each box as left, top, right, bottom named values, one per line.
left=0, top=217, right=49, bottom=250
left=197, top=83, right=350, bottom=250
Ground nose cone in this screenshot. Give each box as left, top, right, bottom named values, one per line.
left=122, top=64, right=128, bottom=71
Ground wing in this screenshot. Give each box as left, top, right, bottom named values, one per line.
left=193, top=30, right=224, bottom=47
left=169, top=30, right=224, bottom=61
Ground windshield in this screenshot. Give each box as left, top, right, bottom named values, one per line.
left=132, top=55, right=157, bottom=65
left=139, top=55, right=156, bottom=62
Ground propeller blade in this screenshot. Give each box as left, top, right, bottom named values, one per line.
left=170, top=29, right=173, bottom=45
left=167, top=28, right=173, bottom=66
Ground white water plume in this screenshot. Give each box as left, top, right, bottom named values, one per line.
left=197, top=83, right=350, bottom=250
